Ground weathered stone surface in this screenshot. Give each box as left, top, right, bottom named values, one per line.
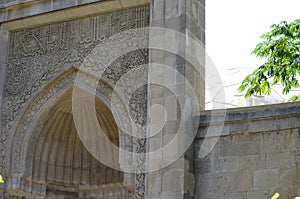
left=246, top=190, right=269, bottom=199
left=278, top=168, right=300, bottom=188
left=218, top=171, right=253, bottom=192
left=249, top=119, right=277, bottom=132
left=195, top=102, right=300, bottom=135
left=266, top=152, right=293, bottom=169
left=261, top=132, right=280, bottom=154
left=146, top=0, right=205, bottom=198
left=279, top=129, right=300, bottom=152
left=219, top=134, right=261, bottom=156
left=224, top=192, right=246, bottom=199
left=218, top=156, right=240, bottom=172
left=254, top=169, right=278, bottom=190
left=194, top=173, right=220, bottom=196
left=0, top=30, right=9, bottom=198
left=239, top=155, right=265, bottom=171
left=0, top=0, right=150, bottom=27
left=195, top=103, right=300, bottom=199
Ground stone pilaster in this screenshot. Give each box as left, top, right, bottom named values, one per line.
left=0, top=25, right=10, bottom=199
left=0, top=26, right=9, bottom=128
left=146, top=0, right=205, bottom=198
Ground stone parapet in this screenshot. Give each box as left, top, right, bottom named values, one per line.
left=195, top=102, right=300, bottom=138
left=194, top=102, right=300, bottom=199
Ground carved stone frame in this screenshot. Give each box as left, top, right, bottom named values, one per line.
left=0, top=3, right=150, bottom=198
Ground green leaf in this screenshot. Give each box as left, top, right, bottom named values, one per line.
left=288, top=94, right=300, bottom=102
left=238, top=18, right=300, bottom=100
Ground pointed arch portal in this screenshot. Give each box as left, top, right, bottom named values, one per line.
left=8, top=90, right=132, bottom=199
left=8, top=89, right=133, bottom=199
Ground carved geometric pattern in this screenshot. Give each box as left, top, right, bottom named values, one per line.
left=1, top=6, right=150, bottom=199
left=6, top=60, right=30, bottom=95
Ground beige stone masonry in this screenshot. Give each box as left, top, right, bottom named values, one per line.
left=194, top=102, right=300, bottom=199
left=1, top=0, right=150, bottom=31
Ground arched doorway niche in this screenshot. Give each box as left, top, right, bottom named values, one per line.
left=8, top=87, right=133, bottom=199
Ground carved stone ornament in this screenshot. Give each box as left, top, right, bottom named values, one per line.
left=1, top=6, right=150, bottom=199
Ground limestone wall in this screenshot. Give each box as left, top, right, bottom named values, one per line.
left=194, top=102, right=300, bottom=199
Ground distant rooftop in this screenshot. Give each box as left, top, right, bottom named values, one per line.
left=206, top=67, right=300, bottom=110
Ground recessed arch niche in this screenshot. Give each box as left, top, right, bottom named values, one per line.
left=14, top=89, right=133, bottom=199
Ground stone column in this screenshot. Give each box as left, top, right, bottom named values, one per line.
left=146, top=0, right=205, bottom=199
left=0, top=25, right=10, bottom=199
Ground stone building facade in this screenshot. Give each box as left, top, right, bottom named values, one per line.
left=0, top=0, right=204, bottom=198
left=0, top=0, right=298, bottom=199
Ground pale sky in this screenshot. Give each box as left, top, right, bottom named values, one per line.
left=205, top=0, right=300, bottom=108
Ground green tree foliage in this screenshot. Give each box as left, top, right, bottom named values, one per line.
left=238, top=19, right=300, bottom=101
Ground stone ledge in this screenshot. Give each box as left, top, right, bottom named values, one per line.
left=195, top=102, right=300, bottom=125
left=0, top=0, right=150, bottom=30
left=195, top=102, right=300, bottom=138
left=0, top=0, right=37, bottom=9
left=196, top=115, right=300, bottom=138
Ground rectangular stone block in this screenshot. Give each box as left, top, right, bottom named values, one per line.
left=120, top=0, right=150, bottom=8
left=194, top=173, right=220, bottom=194
left=296, top=154, right=300, bottom=168
left=248, top=119, right=277, bottom=133
left=164, top=95, right=180, bottom=120
left=197, top=2, right=205, bottom=28
left=7, top=5, right=29, bottom=20
left=261, top=132, right=280, bottom=154
left=247, top=108, right=276, bottom=119
left=218, top=171, right=253, bottom=192
left=0, top=9, right=7, bottom=23
left=275, top=106, right=293, bottom=115
left=197, top=124, right=229, bottom=138
left=239, top=155, right=265, bottom=171
left=194, top=188, right=224, bottom=199
left=224, top=192, right=246, bottom=199
left=277, top=118, right=294, bottom=130
left=194, top=155, right=218, bottom=174
left=254, top=169, right=278, bottom=190
left=218, top=156, right=239, bottom=172
left=7, top=1, right=52, bottom=20
left=266, top=152, right=293, bottom=169
left=229, top=122, right=249, bottom=134
left=148, top=192, right=163, bottom=199
left=220, top=134, right=260, bottom=157
left=162, top=167, right=185, bottom=192
left=78, top=0, right=100, bottom=4
left=53, top=0, right=77, bottom=10
left=246, top=190, right=269, bottom=199
left=194, top=138, right=220, bottom=160
left=279, top=129, right=300, bottom=152
left=278, top=168, right=300, bottom=188
left=147, top=171, right=162, bottom=193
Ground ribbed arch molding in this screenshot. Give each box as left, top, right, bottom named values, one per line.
left=20, top=89, right=132, bottom=198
